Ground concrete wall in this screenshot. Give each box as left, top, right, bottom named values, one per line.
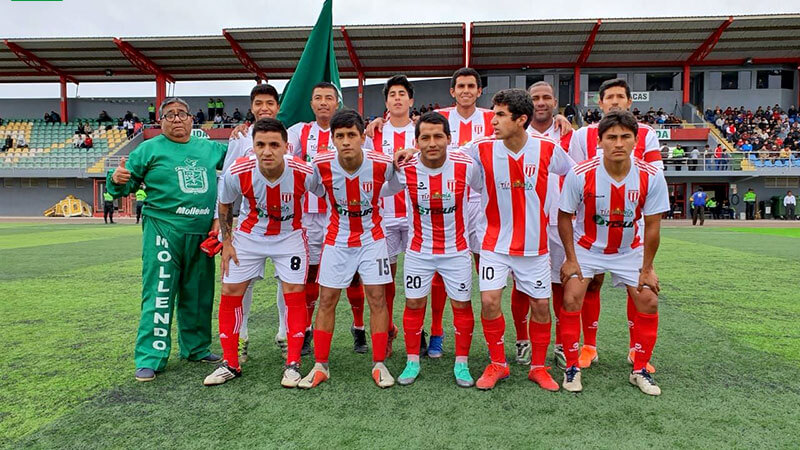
left=665, top=175, right=799, bottom=218
left=0, top=178, right=96, bottom=216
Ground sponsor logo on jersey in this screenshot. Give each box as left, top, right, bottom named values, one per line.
left=627, top=189, right=640, bottom=203
left=175, top=158, right=208, bottom=194
left=175, top=206, right=211, bottom=215
left=500, top=180, right=535, bottom=190
left=415, top=205, right=458, bottom=215
left=592, top=214, right=635, bottom=228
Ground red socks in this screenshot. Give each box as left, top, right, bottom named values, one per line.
left=632, top=312, right=659, bottom=371
left=384, top=282, right=395, bottom=327
left=347, top=285, right=365, bottom=328
left=581, top=289, right=600, bottom=347
left=284, top=291, right=306, bottom=365
left=559, top=309, right=581, bottom=369
left=510, top=282, right=530, bottom=341
left=481, top=315, right=506, bottom=365
left=627, top=293, right=637, bottom=348
left=552, top=283, right=564, bottom=346
left=452, top=304, right=474, bottom=358
left=529, top=320, right=551, bottom=368
left=372, top=331, right=388, bottom=363
left=304, top=281, right=319, bottom=329
left=430, top=273, right=446, bottom=336
left=313, top=329, right=332, bottom=364
left=403, top=306, right=425, bottom=357
left=218, top=294, right=244, bottom=370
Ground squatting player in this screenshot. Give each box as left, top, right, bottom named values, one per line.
left=567, top=78, right=662, bottom=371
left=382, top=112, right=482, bottom=387
left=298, top=110, right=396, bottom=389
left=203, top=118, right=313, bottom=388
left=558, top=111, right=669, bottom=395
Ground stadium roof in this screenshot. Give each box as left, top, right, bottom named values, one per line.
left=1, top=15, right=799, bottom=84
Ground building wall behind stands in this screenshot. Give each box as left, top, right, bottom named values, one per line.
left=0, top=178, right=95, bottom=216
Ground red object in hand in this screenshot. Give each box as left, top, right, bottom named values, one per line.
left=200, top=231, right=222, bottom=257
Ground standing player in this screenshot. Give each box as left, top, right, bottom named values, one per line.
left=567, top=78, right=662, bottom=372
left=288, top=82, right=368, bottom=355
left=222, top=84, right=285, bottom=362
left=364, top=75, right=416, bottom=357
left=508, top=81, right=575, bottom=369
left=382, top=112, right=482, bottom=387
left=557, top=111, right=669, bottom=395
left=298, top=110, right=396, bottom=389
left=203, top=118, right=312, bottom=387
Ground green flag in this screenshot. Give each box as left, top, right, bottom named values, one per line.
left=277, top=0, right=341, bottom=127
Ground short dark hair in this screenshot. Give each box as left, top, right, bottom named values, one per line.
left=383, top=74, right=414, bottom=100
left=492, top=89, right=533, bottom=129
left=597, top=110, right=638, bottom=139
left=450, top=67, right=482, bottom=89
left=330, top=109, right=364, bottom=135
left=250, top=84, right=279, bottom=104
left=415, top=112, right=451, bottom=139
left=598, top=78, right=631, bottom=101
left=311, top=82, right=339, bottom=100
left=252, top=117, right=287, bottom=142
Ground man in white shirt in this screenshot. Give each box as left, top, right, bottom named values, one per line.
left=784, top=190, right=796, bottom=220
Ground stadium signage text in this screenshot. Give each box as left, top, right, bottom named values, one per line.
left=655, top=129, right=671, bottom=140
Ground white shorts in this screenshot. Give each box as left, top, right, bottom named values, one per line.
left=403, top=250, right=472, bottom=302
left=223, top=230, right=308, bottom=285
left=303, top=212, right=327, bottom=265
left=478, top=250, right=551, bottom=299
left=384, top=219, right=409, bottom=264
left=548, top=225, right=566, bottom=285
left=317, top=240, right=393, bottom=288
left=467, top=201, right=486, bottom=254
left=575, top=246, right=643, bottom=288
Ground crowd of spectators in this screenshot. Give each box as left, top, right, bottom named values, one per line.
left=706, top=104, right=800, bottom=164
left=583, top=107, right=681, bottom=126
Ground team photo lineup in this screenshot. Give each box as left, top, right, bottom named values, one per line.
left=108, top=68, right=669, bottom=396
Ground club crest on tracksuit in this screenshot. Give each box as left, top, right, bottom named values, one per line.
left=175, top=158, right=208, bottom=194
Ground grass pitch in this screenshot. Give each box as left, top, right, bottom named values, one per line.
left=1, top=222, right=799, bottom=448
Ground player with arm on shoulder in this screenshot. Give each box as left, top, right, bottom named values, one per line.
left=558, top=111, right=669, bottom=395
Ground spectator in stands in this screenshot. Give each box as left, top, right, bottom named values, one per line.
left=134, top=118, right=143, bottom=135
left=44, top=112, right=53, bottom=123
left=714, top=144, right=724, bottom=171
left=50, top=111, right=60, bottom=122
left=784, top=191, right=796, bottom=220
left=779, top=146, right=791, bottom=164
left=72, top=134, right=83, bottom=148
left=690, top=187, right=707, bottom=226
left=2, top=134, right=12, bottom=152
left=148, top=103, right=156, bottom=123
left=81, top=135, right=93, bottom=149
left=16, top=134, right=27, bottom=149
left=741, top=140, right=753, bottom=152
left=0, top=115, right=3, bottom=126
left=434, top=102, right=440, bottom=109
left=689, top=146, right=700, bottom=171
left=124, top=118, right=135, bottom=139
left=244, top=108, right=255, bottom=123
left=103, top=189, right=115, bottom=224
left=99, top=110, right=113, bottom=123
left=564, top=103, right=576, bottom=123
left=720, top=199, right=735, bottom=219
left=703, top=144, right=713, bottom=170
left=215, top=98, right=224, bottom=116
left=124, top=111, right=133, bottom=122
left=744, top=188, right=757, bottom=220
left=76, top=122, right=86, bottom=136
left=207, top=98, right=215, bottom=119
left=213, top=113, right=222, bottom=124
left=195, top=109, right=205, bottom=124
left=232, top=108, right=242, bottom=122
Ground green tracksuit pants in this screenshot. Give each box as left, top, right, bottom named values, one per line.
left=135, top=216, right=215, bottom=371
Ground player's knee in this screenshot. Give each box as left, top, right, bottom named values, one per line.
left=530, top=299, right=551, bottom=321
left=406, top=297, right=426, bottom=309
left=587, top=275, right=604, bottom=291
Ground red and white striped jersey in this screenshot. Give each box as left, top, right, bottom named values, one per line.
left=383, top=150, right=482, bottom=254
left=288, top=121, right=333, bottom=214
left=309, top=149, right=395, bottom=247
left=365, top=120, right=415, bottom=222
left=528, top=122, right=576, bottom=226
left=222, top=124, right=255, bottom=173
left=463, top=135, right=575, bottom=256
left=568, top=123, right=663, bottom=168
left=220, top=154, right=313, bottom=237
left=436, top=106, right=495, bottom=148
left=559, top=156, right=669, bottom=255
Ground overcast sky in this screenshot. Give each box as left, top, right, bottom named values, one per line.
left=1, top=0, right=797, bottom=99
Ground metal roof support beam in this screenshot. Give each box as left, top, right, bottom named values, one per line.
left=687, top=16, right=733, bottom=64
left=577, top=19, right=602, bottom=66
left=683, top=64, right=690, bottom=105
left=3, top=40, right=78, bottom=84
left=113, top=38, right=175, bottom=83
left=573, top=66, right=581, bottom=106
left=155, top=73, right=167, bottom=117
left=222, top=30, right=269, bottom=82
left=461, top=23, right=468, bottom=68
left=341, top=26, right=366, bottom=115
left=60, top=76, right=68, bottom=123
left=357, top=73, right=365, bottom=116
left=467, top=22, right=474, bottom=68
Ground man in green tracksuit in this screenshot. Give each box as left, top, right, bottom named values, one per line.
left=107, top=97, right=228, bottom=382
left=135, top=186, right=147, bottom=224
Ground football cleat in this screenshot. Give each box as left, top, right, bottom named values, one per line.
left=528, top=366, right=559, bottom=391
left=562, top=365, right=582, bottom=392
left=298, top=363, right=329, bottom=389
left=515, top=340, right=532, bottom=365
left=427, top=333, right=444, bottom=358
left=628, top=349, right=656, bottom=373
left=239, top=338, right=250, bottom=364
left=281, top=363, right=302, bottom=388
left=203, top=362, right=241, bottom=386
left=351, top=326, right=368, bottom=354
left=372, top=362, right=395, bottom=388
left=397, top=360, right=421, bottom=386
left=453, top=362, right=474, bottom=388
left=301, top=329, right=313, bottom=356
left=629, top=369, right=661, bottom=396
left=475, top=363, right=510, bottom=390
left=552, top=345, right=566, bottom=370
left=578, top=345, right=598, bottom=369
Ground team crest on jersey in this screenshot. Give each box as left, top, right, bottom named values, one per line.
left=447, top=179, right=457, bottom=192
left=175, top=158, right=208, bottom=194
left=627, top=190, right=640, bottom=203
left=474, top=124, right=484, bottom=135
left=524, top=164, right=536, bottom=178
left=362, top=181, right=373, bottom=192
left=281, top=192, right=293, bottom=203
